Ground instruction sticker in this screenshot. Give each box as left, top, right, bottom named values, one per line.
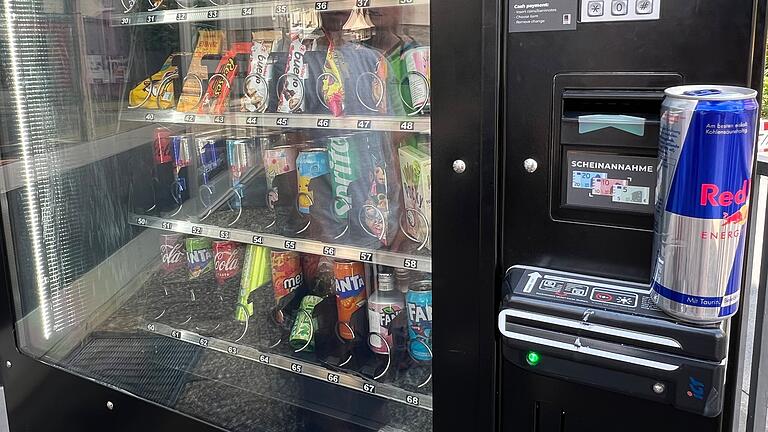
left=508, top=0, right=577, bottom=33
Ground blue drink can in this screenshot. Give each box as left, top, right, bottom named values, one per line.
left=296, top=148, right=331, bottom=214
left=406, top=280, right=432, bottom=361
left=652, top=85, right=758, bottom=323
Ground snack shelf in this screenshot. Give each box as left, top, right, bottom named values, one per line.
left=112, top=0, right=429, bottom=27
left=130, top=213, right=432, bottom=272
left=122, top=109, right=431, bottom=133
left=141, top=320, right=432, bottom=410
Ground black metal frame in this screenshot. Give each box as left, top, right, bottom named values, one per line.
left=0, top=0, right=501, bottom=430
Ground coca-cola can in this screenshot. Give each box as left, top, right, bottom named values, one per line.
left=213, top=241, right=243, bottom=285
left=160, top=234, right=185, bottom=273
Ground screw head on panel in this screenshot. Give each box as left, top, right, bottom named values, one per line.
left=452, top=159, right=466, bottom=174
left=652, top=383, right=665, bottom=394
left=523, top=158, right=538, bottom=173
left=5, top=361, right=10, bottom=368
left=106, top=401, right=114, bottom=410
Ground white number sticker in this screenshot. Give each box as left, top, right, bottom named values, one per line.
left=316, top=118, right=330, bottom=128
left=323, top=246, right=336, bottom=256
left=213, top=115, right=225, bottom=124
left=171, top=330, right=181, bottom=339
left=274, top=4, right=287, bottom=13
left=242, top=7, right=254, bottom=15
left=357, top=120, right=371, bottom=129
left=359, top=252, right=373, bottom=262
left=284, top=240, right=296, bottom=250
left=276, top=117, right=289, bottom=127
left=315, top=1, right=328, bottom=10
left=356, top=0, right=370, bottom=6
left=120, top=17, right=130, bottom=25
left=404, top=258, right=418, bottom=269
left=147, top=323, right=156, bottom=332
left=252, top=236, right=264, bottom=244
left=406, top=395, right=420, bottom=406
left=258, top=355, right=270, bottom=364
left=144, top=113, right=155, bottom=121
left=191, top=226, right=203, bottom=235
left=362, top=383, right=376, bottom=393
left=199, top=337, right=209, bottom=347
left=400, top=121, right=415, bottom=131
left=219, top=230, right=230, bottom=239
left=184, top=114, right=196, bottom=123
left=161, top=221, right=172, bottom=230
left=207, top=10, right=219, bottom=18
left=291, top=363, right=303, bottom=374
left=136, top=217, right=148, bottom=226
left=175, top=13, right=187, bottom=21
left=146, top=15, right=157, bottom=23
left=327, top=373, right=340, bottom=383
left=246, top=116, right=258, bottom=125
left=227, top=346, right=238, bottom=355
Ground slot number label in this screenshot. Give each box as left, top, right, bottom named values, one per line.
left=136, top=217, right=148, bottom=226
left=274, top=4, right=287, bottom=14
left=357, top=120, right=371, bottom=129
left=291, top=363, right=303, bottom=374
left=403, top=258, right=418, bottom=269
left=246, top=116, right=259, bottom=126
left=315, top=1, right=328, bottom=9
left=219, top=230, right=231, bottom=240
left=359, top=252, right=373, bottom=262
left=400, top=121, right=415, bottom=131
left=242, top=7, right=254, bottom=15
left=326, top=373, right=340, bottom=384
left=284, top=240, right=297, bottom=250
left=199, top=337, right=209, bottom=347
left=120, top=17, right=131, bottom=25
left=252, top=236, right=264, bottom=244
left=258, top=355, right=270, bottom=364
left=276, top=117, right=289, bottom=126
left=316, top=118, right=330, bottom=128
left=356, top=0, right=371, bottom=6
left=171, top=330, right=182, bottom=339
left=184, top=114, right=196, bottom=123
left=175, top=12, right=187, bottom=21
left=191, top=226, right=203, bottom=235
left=227, top=346, right=238, bottom=355
left=144, top=113, right=155, bottom=121
left=146, top=15, right=157, bottom=23
left=362, top=383, right=376, bottom=393
left=213, top=115, right=225, bottom=124
left=406, top=395, right=420, bottom=406
left=322, top=246, right=336, bottom=256
left=147, top=323, right=156, bottom=332
left=161, top=221, right=172, bottom=230
left=207, top=10, right=219, bottom=18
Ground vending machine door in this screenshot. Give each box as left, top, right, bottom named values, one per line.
left=0, top=0, right=497, bottom=431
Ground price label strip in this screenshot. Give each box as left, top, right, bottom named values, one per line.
left=142, top=321, right=432, bottom=410
left=129, top=213, right=431, bottom=272
left=121, top=110, right=430, bottom=133
left=112, top=0, right=429, bottom=27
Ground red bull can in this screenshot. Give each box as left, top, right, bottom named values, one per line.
left=652, top=85, right=758, bottom=324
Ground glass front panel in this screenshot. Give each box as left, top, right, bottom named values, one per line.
left=0, top=1, right=432, bottom=430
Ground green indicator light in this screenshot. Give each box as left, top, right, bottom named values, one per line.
left=526, top=351, right=541, bottom=366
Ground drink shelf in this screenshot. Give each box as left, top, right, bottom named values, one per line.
left=130, top=212, right=432, bottom=272
left=112, top=0, right=428, bottom=27
left=141, top=320, right=433, bottom=410
left=122, top=109, right=430, bottom=133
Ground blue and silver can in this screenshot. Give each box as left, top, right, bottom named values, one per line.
left=651, top=85, right=758, bottom=324
left=406, top=279, right=432, bottom=361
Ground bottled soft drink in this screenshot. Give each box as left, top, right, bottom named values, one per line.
left=367, top=272, right=404, bottom=355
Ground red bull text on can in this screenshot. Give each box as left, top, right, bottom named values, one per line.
left=652, top=85, right=758, bottom=324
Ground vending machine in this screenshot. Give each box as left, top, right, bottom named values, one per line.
left=0, top=0, right=498, bottom=431
left=499, top=1, right=768, bottom=431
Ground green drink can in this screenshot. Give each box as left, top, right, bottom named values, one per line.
left=289, top=295, right=323, bottom=352
left=185, top=237, right=214, bottom=280
left=327, top=135, right=360, bottom=221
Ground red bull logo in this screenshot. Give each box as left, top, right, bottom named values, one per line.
left=700, top=180, right=750, bottom=207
